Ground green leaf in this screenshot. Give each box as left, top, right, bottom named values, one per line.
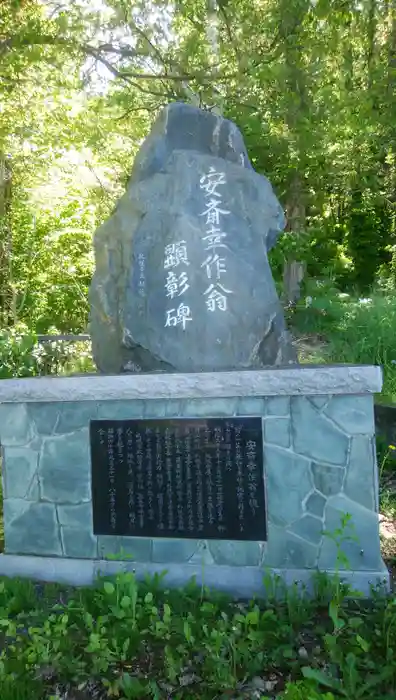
left=357, top=669, right=395, bottom=697
left=356, top=634, right=370, bottom=652
left=103, top=581, right=115, bottom=595
left=183, top=620, right=193, bottom=642
left=301, top=667, right=342, bottom=692
left=348, top=617, right=363, bottom=629
left=329, top=600, right=344, bottom=630
left=120, top=672, right=147, bottom=697
left=245, top=610, right=260, bottom=626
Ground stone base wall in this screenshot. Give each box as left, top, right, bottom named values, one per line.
left=0, top=392, right=383, bottom=574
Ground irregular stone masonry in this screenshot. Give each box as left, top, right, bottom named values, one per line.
left=0, top=394, right=383, bottom=572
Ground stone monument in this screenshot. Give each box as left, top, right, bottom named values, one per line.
left=0, top=103, right=388, bottom=598
left=89, top=102, right=296, bottom=374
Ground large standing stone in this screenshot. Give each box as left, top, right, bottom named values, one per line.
left=89, top=102, right=296, bottom=374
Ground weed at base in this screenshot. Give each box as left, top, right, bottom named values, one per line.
left=0, top=561, right=393, bottom=700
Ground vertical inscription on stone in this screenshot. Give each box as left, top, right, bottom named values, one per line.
left=214, top=426, right=225, bottom=534
left=155, top=427, right=165, bottom=531
left=164, top=427, right=175, bottom=531
left=246, top=439, right=260, bottom=519
left=136, top=431, right=144, bottom=529
left=107, top=426, right=116, bottom=532
left=184, top=428, right=194, bottom=533
left=125, top=427, right=136, bottom=531
left=137, top=252, right=146, bottom=297
left=146, top=428, right=155, bottom=523
left=175, top=427, right=184, bottom=532
left=193, top=426, right=205, bottom=533
left=90, top=417, right=266, bottom=541
left=235, top=424, right=244, bottom=533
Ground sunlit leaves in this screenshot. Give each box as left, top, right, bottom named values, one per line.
left=0, top=0, right=395, bottom=332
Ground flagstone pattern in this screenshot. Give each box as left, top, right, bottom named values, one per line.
left=0, top=393, right=382, bottom=572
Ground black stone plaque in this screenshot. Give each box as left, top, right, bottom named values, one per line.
left=90, top=417, right=266, bottom=541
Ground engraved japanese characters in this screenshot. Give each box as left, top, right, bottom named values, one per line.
left=90, top=418, right=266, bottom=541
left=164, top=167, right=233, bottom=329
left=89, top=101, right=296, bottom=373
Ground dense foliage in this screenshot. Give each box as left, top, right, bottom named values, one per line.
left=1, top=0, right=396, bottom=335
left=0, top=568, right=394, bottom=699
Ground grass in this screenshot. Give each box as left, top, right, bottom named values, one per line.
left=0, top=568, right=394, bottom=700
left=290, top=284, right=396, bottom=403
left=376, top=441, right=396, bottom=582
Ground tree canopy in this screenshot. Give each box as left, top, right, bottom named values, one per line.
left=1, top=0, right=395, bottom=332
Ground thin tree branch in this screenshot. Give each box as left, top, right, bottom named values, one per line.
left=127, top=22, right=168, bottom=67
left=0, top=34, right=233, bottom=85
left=218, top=4, right=243, bottom=67
left=114, top=104, right=161, bottom=121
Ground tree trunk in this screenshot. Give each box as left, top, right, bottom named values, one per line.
left=283, top=172, right=306, bottom=306
left=367, top=0, right=376, bottom=91
left=0, top=153, right=13, bottom=327
left=387, top=0, right=396, bottom=271
left=206, top=0, right=223, bottom=115
left=279, top=0, right=309, bottom=306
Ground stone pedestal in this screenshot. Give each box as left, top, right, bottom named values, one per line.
left=0, top=365, right=389, bottom=596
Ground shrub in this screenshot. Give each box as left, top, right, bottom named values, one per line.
left=0, top=325, right=94, bottom=378
left=0, top=325, right=40, bottom=379
left=291, top=285, right=396, bottom=401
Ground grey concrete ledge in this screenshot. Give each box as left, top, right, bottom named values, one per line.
left=0, top=365, right=382, bottom=403
left=0, top=555, right=389, bottom=598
